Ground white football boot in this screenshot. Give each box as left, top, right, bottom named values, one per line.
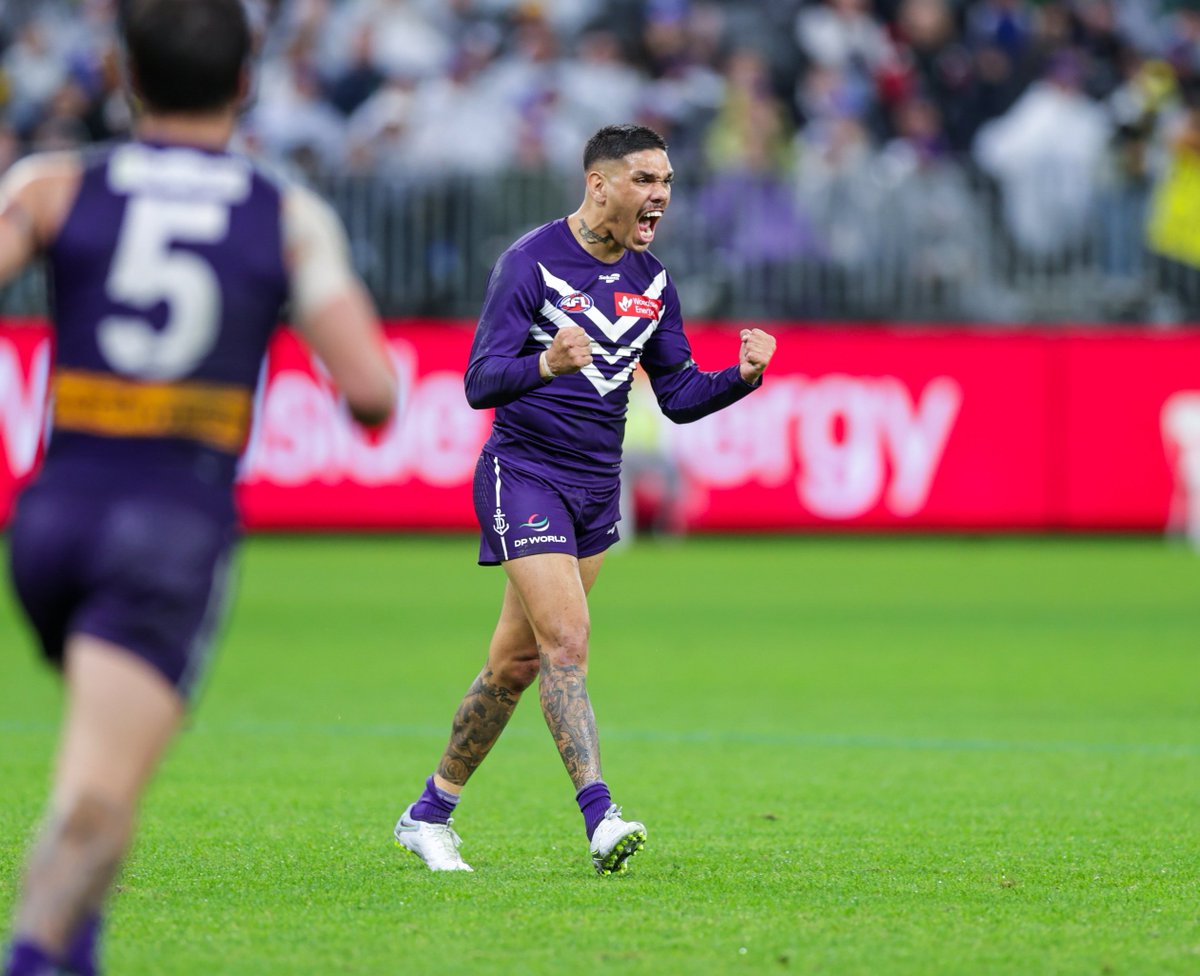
left=394, top=804, right=473, bottom=872
left=589, top=804, right=647, bottom=875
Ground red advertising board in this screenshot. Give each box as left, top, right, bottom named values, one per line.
left=0, top=320, right=51, bottom=527
left=1, top=320, right=1197, bottom=532
left=234, top=325, right=488, bottom=529
left=668, top=329, right=1056, bottom=529
left=1059, top=333, right=1200, bottom=529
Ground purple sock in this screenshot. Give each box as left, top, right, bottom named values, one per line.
left=62, top=914, right=100, bottom=976
left=576, top=780, right=612, bottom=840
left=4, top=940, right=58, bottom=976
left=409, top=775, right=460, bottom=825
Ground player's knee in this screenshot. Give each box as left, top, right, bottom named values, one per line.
left=538, top=622, right=590, bottom=669
left=497, top=654, right=540, bottom=692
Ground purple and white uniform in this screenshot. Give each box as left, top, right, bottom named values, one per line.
left=468, top=218, right=758, bottom=564
left=8, top=141, right=290, bottom=696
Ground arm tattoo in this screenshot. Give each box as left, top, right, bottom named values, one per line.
left=538, top=653, right=603, bottom=789
left=577, top=219, right=614, bottom=245
left=436, top=668, right=521, bottom=787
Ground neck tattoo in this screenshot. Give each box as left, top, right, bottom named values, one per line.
left=578, top=219, right=614, bottom=245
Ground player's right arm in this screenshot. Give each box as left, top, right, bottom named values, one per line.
left=464, top=249, right=586, bottom=409
left=283, top=184, right=395, bottom=427
left=0, top=153, right=80, bottom=289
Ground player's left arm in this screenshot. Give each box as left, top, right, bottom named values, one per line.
left=284, top=184, right=396, bottom=427
left=642, top=279, right=775, bottom=424
left=737, top=327, right=776, bottom=385
left=0, top=152, right=80, bottom=290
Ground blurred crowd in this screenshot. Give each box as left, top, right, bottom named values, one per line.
left=5, top=0, right=1200, bottom=318
left=2, top=0, right=1192, bottom=174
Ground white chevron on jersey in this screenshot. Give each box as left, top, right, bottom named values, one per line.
left=579, top=357, right=640, bottom=397
left=538, top=263, right=667, bottom=342
left=530, top=319, right=644, bottom=397
left=539, top=301, right=657, bottom=365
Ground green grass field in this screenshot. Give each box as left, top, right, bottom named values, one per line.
left=1, top=535, right=1198, bottom=975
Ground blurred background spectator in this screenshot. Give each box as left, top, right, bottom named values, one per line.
left=973, top=50, right=1111, bottom=258
left=3, top=0, right=1200, bottom=324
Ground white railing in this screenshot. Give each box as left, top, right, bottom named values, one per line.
left=2, top=163, right=1186, bottom=325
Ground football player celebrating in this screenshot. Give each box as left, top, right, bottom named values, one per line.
left=393, top=124, right=775, bottom=875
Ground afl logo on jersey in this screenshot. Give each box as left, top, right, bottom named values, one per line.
left=557, top=292, right=593, bottom=313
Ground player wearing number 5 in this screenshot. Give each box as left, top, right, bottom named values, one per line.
left=0, top=2, right=395, bottom=974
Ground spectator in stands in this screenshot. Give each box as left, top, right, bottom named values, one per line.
left=324, top=23, right=386, bottom=117
left=973, top=49, right=1111, bottom=258
left=3, top=19, right=68, bottom=137
left=879, top=94, right=990, bottom=317
left=1162, top=2, right=1200, bottom=84
left=705, top=46, right=792, bottom=172
left=1146, top=76, right=1200, bottom=316
left=3, top=0, right=1200, bottom=321
left=245, top=32, right=347, bottom=178
left=404, top=36, right=521, bottom=176
left=887, top=0, right=977, bottom=151
left=617, top=368, right=688, bottom=543
left=794, top=66, right=881, bottom=278
left=560, top=29, right=647, bottom=138
left=954, top=40, right=1027, bottom=147
left=1073, top=0, right=1127, bottom=99
left=487, top=11, right=591, bottom=173
left=343, top=0, right=451, bottom=82
left=1100, top=53, right=1173, bottom=283
left=966, top=0, right=1035, bottom=64
left=795, top=0, right=893, bottom=120
left=28, top=79, right=91, bottom=152
left=344, top=77, right=417, bottom=176
left=631, top=0, right=726, bottom=168
left=698, top=47, right=822, bottom=313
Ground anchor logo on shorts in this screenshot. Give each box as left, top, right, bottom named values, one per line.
left=493, top=508, right=509, bottom=535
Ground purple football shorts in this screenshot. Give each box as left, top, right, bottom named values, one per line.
left=473, top=450, right=622, bottom=566
left=7, top=479, right=238, bottom=700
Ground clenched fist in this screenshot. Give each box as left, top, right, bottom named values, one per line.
left=542, top=324, right=594, bottom=378
left=738, top=328, right=776, bottom=384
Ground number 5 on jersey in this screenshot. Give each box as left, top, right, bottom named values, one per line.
left=98, top=196, right=228, bottom=380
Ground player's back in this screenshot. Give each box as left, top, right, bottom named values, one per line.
left=43, top=141, right=289, bottom=516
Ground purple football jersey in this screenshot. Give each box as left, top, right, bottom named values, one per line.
left=41, top=141, right=289, bottom=515
left=466, top=218, right=756, bottom=487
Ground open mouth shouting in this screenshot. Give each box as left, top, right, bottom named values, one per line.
left=636, top=208, right=664, bottom=246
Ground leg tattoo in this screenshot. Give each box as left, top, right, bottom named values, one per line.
left=436, top=668, right=521, bottom=787
left=538, top=653, right=602, bottom=790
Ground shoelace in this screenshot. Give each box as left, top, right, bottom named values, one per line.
left=601, top=803, right=623, bottom=822
left=429, top=819, right=464, bottom=856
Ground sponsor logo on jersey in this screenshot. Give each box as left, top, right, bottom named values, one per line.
left=514, top=534, right=568, bottom=548
left=52, top=368, right=252, bottom=453
left=614, top=292, right=662, bottom=319
left=557, top=292, right=594, bottom=313
left=599, top=273, right=621, bottom=283
left=493, top=508, right=509, bottom=535
left=520, top=513, right=551, bottom=532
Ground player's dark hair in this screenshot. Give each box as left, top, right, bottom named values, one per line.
left=583, top=124, right=668, bottom=169
left=123, top=0, right=251, bottom=113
